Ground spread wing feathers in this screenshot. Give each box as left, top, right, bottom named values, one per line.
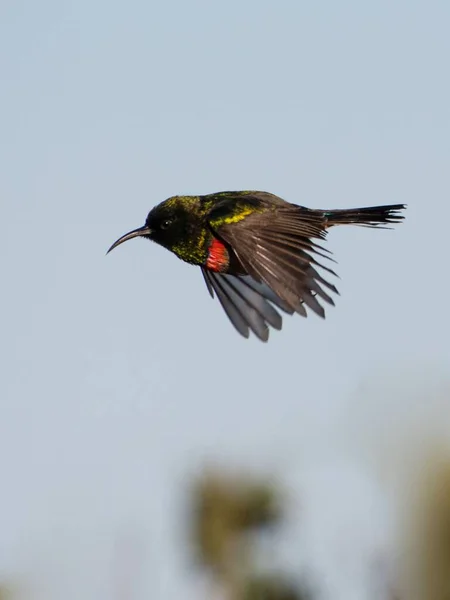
left=212, top=208, right=340, bottom=319
left=201, top=269, right=295, bottom=341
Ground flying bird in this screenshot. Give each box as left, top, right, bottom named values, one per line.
left=107, top=190, right=405, bottom=341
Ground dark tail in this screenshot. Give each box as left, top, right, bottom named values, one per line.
left=325, top=204, right=406, bottom=228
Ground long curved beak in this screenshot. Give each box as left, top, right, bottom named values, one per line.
left=106, top=226, right=152, bottom=254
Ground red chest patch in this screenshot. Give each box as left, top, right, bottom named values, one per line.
left=206, top=238, right=229, bottom=272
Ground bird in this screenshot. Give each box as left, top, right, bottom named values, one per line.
left=107, top=190, right=405, bottom=341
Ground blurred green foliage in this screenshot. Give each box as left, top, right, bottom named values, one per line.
left=242, top=574, right=311, bottom=600
left=191, top=469, right=280, bottom=572
left=189, top=468, right=311, bottom=600
left=400, top=454, right=450, bottom=600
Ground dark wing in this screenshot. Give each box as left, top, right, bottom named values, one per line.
left=208, top=203, right=339, bottom=323
left=201, top=270, right=295, bottom=342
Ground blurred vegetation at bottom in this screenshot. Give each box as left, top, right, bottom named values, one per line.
left=4, top=451, right=450, bottom=599
left=189, top=453, right=450, bottom=600
left=188, top=468, right=311, bottom=600
left=397, top=450, right=450, bottom=600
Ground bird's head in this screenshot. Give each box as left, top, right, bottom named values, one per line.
left=107, top=195, right=205, bottom=257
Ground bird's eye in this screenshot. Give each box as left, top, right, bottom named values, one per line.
left=160, top=219, right=172, bottom=229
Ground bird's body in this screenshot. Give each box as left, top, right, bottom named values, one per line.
left=108, top=190, right=405, bottom=341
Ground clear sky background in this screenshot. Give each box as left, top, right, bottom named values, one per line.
left=1, top=1, right=449, bottom=598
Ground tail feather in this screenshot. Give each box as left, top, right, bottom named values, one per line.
left=325, top=204, right=406, bottom=228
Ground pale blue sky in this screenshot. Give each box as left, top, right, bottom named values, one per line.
left=1, top=1, right=449, bottom=598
